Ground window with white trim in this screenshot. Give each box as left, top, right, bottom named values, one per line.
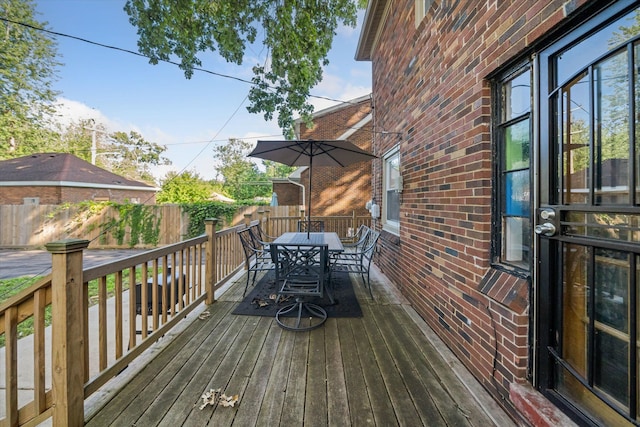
left=383, top=147, right=400, bottom=234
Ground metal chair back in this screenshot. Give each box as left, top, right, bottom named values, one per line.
left=269, top=243, right=329, bottom=331
left=237, top=227, right=274, bottom=295
left=297, top=220, right=325, bottom=232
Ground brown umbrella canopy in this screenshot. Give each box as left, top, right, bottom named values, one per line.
left=249, top=139, right=377, bottom=235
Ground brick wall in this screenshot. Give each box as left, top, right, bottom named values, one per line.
left=297, top=98, right=374, bottom=217
left=272, top=181, right=302, bottom=206
left=365, top=0, right=592, bottom=419
left=0, top=186, right=156, bottom=204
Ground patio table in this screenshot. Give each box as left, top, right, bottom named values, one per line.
left=272, top=232, right=344, bottom=253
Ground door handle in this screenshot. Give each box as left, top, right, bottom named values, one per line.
left=540, top=209, right=555, bottom=220
left=535, top=222, right=557, bottom=237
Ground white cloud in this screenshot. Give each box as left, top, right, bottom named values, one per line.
left=309, top=68, right=371, bottom=113
left=51, top=97, right=143, bottom=135
left=52, top=97, right=108, bottom=127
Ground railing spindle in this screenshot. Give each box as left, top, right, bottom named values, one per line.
left=141, top=263, right=148, bottom=339
left=128, top=266, right=136, bottom=349
left=115, top=271, right=123, bottom=359
left=5, top=305, right=18, bottom=425
left=33, top=289, right=46, bottom=413
left=162, top=256, right=168, bottom=323
left=98, top=276, right=108, bottom=370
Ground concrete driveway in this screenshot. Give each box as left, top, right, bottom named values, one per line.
left=0, top=249, right=148, bottom=279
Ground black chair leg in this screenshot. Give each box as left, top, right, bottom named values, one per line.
left=243, top=274, right=251, bottom=296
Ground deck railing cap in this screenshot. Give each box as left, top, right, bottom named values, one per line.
left=45, top=238, right=90, bottom=253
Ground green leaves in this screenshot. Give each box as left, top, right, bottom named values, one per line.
left=0, top=0, right=61, bottom=157
left=157, top=170, right=214, bottom=204
left=181, top=201, right=238, bottom=238
left=124, top=0, right=360, bottom=136
left=213, top=138, right=269, bottom=201
left=106, top=130, right=171, bottom=184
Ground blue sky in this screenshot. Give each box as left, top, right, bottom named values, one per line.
left=33, top=1, right=372, bottom=181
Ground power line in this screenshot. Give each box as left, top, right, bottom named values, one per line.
left=0, top=16, right=362, bottom=108
left=70, top=133, right=285, bottom=150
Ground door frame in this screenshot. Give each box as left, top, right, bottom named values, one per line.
left=534, top=1, right=640, bottom=425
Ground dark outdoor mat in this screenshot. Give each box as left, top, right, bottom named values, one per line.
left=232, top=270, right=362, bottom=318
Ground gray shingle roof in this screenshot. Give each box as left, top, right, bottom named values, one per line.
left=0, top=153, right=154, bottom=189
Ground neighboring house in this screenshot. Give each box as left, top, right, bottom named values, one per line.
left=357, top=1, right=638, bottom=426
left=0, top=153, right=157, bottom=205
left=275, top=95, right=374, bottom=217
left=271, top=176, right=303, bottom=207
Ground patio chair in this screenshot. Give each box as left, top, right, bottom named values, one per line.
left=238, top=227, right=274, bottom=296
left=250, top=222, right=278, bottom=244
left=270, top=242, right=329, bottom=331
left=332, top=229, right=380, bottom=298
left=297, top=220, right=325, bottom=232
left=248, top=223, right=278, bottom=259
left=342, top=225, right=371, bottom=252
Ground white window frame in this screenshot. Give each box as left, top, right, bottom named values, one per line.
left=382, top=146, right=400, bottom=235
left=415, top=0, right=434, bottom=26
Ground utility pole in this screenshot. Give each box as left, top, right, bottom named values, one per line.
left=89, top=119, right=97, bottom=165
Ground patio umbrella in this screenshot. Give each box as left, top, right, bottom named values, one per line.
left=249, top=139, right=377, bottom=237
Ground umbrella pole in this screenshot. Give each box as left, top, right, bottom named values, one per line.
left=307, top=156, right=312, bottom=238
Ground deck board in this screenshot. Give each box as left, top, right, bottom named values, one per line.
left=337, top=319, right=375, bottom=426
left=360, top=305, right=423, bottom=426
left=305, top=329, right=328, bottom=426
left=324, top=319, right=350, bottom=425
left=85, top=269, right=517, bottom=427
left=371, top=304, right=447, bottom=426
left=158, top=314, right=256, bottom=426
left=202, top=316, right=273, bottom=427
left=123, top=306, right=240, bottom=426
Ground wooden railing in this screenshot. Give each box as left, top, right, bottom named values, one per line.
left=0, top=213, right=371, bottom=426
left=0, top=218, right=248, bottom=427
left=255, top=209, right=372, bottom=239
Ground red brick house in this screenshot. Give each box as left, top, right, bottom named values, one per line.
left=0, top=153, right=157, bottom=205
left=357, top=1, right=639, bottom=425
left=275, top=95, right=373, bottom=217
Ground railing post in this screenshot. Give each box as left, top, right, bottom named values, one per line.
left=243, top=213, right=252, bottom=227
left=352, top=210, right=357, bottom=236
left=264, top=209, right=271, bottom=236
left=205, top=218, right=218, bottom=305
left=45, top=238, right=89, bottom=427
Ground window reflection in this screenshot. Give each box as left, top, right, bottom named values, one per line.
left=594, top=51, right=629, bottom=205
left=496, top=69, right=531, bottom=270
left=562, top=72, right=590, bottom=205
left=594, top=249, right=629, bottom=406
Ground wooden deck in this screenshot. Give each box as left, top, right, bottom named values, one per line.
left=85, top=267, right=516, bottom=427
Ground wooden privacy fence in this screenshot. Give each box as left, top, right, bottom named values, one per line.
left=0, top=204, right=190, bottom=248
left=0, top=204, right=369, bottom=249
left=0, top=205, right=301, bottom=249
